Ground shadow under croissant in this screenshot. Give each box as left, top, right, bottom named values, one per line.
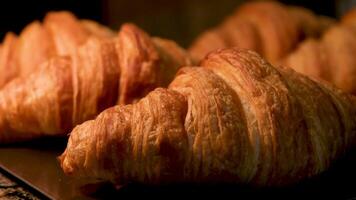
left=0, top=137, right=67, bottom=151
left=2, top=136, right=356, bottom=199
left=76, top=147, right=356, bottom=199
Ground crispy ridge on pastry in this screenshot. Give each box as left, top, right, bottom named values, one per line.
left=117, top=23, right=193, bottom=104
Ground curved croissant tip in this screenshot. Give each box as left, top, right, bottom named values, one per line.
left=58, top=142, right=77, bottom=176
left=57, top=153, right=65, bottom=167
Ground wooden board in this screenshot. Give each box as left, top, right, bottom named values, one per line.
left=1, top=138, right=356, bottom=199
left=0, top=138, right=118, bottom=200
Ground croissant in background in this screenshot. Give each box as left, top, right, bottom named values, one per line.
left=189, top=1, right=335, bottom=63
left=0, top=23, right=192, bottom=143
left=341, top=7, right=356, bottom=29
left=0, top=11, right=114, bottom=89
left=60, top=48, right=356, bottom=186
left=282, top=9, right=356, bottom=94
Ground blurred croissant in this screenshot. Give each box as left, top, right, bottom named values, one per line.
left=189, top=1, right=335, bottom=63
left=60, top=48, right=356, bottom=186
left=0, top=11, right=114, bottom=89
left=341, top=7, right=356, bottom=29
left=282, top=20, right=356, bottom=94
left=0, top=23, right=192, bottom=143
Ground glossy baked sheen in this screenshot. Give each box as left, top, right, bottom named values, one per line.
left=0, top=23, right=192, bottom=143
left=189, top=1, right=335, bottom=64
left=0, top=11, right=114, bottom=89
left=60, top=48, right=356, bottom=186
left=282, top=21, right=356, bottom=94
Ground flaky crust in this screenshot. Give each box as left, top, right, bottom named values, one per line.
left=0, top=24, right=192, bottom=143
left=117, top=24, right=193, bottom=104
left=60, top=48, right=356, bottom=186
left=189, top=1, right=330, bottom=63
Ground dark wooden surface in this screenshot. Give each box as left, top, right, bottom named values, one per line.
left=1, top=138, right=356, bottom=199
left=0, top=138, right=95, bottom=200
left=0, top=172, right=41, bottom=200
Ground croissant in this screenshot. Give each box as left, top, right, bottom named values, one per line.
left=0, top=11, right=114, bottom=89
left=189, top=1, right=335, bottom=63
left=0, top=23, right=192, bottom=143
left=282, top=25, right=356, bottom=94
left=60, top=48, right=356, bottom=186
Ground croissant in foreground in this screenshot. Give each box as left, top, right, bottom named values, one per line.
left=60, top=48, right=356, bottom=186
left=0, top=24, right=191, bottom=143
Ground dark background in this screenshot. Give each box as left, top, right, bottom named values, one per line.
left=0, top=0, right=353, bottom=47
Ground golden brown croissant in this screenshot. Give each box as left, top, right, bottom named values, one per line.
left=0, top=11, right=114, bottom=89
left=282, top=25, right=356, bottom=94
left=116, top=24, right=192, bottom=104
left=0, top=23, right=192, bottom=143
left=189, top=1, right=335, bottom=63
left=60, top=48, right=356, bottom=186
